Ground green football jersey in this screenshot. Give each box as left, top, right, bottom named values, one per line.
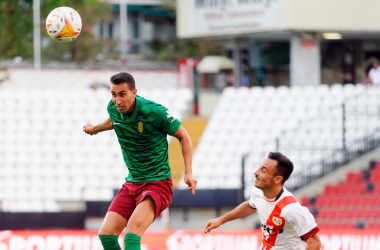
left=107, top=95, right=181, bottom=182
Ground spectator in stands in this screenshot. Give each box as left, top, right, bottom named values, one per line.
left=367, top=62, right=380, bottom=86
left=204, top=152, right=321, bottom=250
left=226, top=70, right=234, bottom=87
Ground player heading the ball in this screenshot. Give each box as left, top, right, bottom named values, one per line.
left=83, top=72, right=197, bottom=250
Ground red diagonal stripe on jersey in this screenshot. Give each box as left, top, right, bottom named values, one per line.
left=262, top=196, right=298, bottom=250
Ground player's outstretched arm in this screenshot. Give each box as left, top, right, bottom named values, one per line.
left=83, top=117, right=113, bottom=136
left=173, top=126, right=197, bottom=195
left=305, top=234, right=321, bottom=250
left=204, top=201, right=256, bottom=233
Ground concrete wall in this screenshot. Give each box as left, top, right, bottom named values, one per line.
left=199, top=92, right=222, bottom=118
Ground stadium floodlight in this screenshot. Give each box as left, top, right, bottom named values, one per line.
left=322, top=33, right=342, bottom=40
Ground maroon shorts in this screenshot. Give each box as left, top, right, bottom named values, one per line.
left=108, top=178, right=173, bottom=220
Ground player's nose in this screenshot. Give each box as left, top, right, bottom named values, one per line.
left=254, top=169, right=260, bottom=176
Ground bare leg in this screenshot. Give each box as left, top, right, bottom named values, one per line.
left=99, top=211, right=128, bottom=235
left=125, top=196, right=156, bottom=236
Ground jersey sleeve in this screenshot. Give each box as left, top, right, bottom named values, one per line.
left=248, top=188, right=258, bottom=209
left=284, top=203, right=319, bottom=241
left=150, top=104, right=181, bottom=135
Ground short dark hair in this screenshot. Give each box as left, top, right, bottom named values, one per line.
left=110, top=72, right=135, bottom=90
left=268, top=152, right=293, bottom=185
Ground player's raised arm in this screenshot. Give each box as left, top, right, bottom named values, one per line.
left=172, top=126, right=197, bottom=194
left=83, top=117, right=113, bottom=136
left=204, top=201, right=256, bottom=233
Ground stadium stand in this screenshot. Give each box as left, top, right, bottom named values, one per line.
left=302, top=159, right=380, bottom=230
left=0, top=69, right=192, bottom=212
left=178, top=84, right=380, bottom=199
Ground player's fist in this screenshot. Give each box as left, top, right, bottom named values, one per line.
left=184, top=173, right=197, bottom=195
left=204, top=218, right=223, bottom=234
left=83, top=123, right=97, bottom=136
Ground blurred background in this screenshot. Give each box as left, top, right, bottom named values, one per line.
left=1, top=0, right=380, bottom=249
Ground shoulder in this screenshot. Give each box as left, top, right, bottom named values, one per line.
left=369, top=68, right=380, bottom=75
left=107, top=100, right=116, bottom=112
left=138, top=96, right=160, bottom=111
left=249, top=186, right=263, bottom=202
left=279, top=190, right=299, bottom=215
left=250, top=186, right=263, bottom=197
left=138, top=95, right=168, bottom=116
left=281, top=200, right=314, bottom=225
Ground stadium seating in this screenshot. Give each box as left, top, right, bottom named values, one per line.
left=0, top=69, right=192, bottom=212
left=178, top=84, right=380, bottom=197
left=303, top=160, right=380, bottom=230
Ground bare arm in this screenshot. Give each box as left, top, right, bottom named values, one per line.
left=204, top=201, right=256, bottom=233
left=83, top=117, right=113, bottom=135
left=305, top=234, right=321, bottom=250
left=172, top=126, right=197, bottom=194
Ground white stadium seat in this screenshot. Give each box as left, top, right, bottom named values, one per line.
left=0, top=68, right=192, bottom=211
left=186, top=84, right=380, bottom=193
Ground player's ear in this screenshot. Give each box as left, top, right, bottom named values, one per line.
left=132, top=88, right=137, bottom=95
left=275, top=175, right=283, bottom=184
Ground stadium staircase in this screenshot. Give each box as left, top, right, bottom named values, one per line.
left=301, top=159, right=380, bottom=230
left=169, top=117, right=208, bottom=186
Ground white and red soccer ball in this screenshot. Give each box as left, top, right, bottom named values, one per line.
left=46, top=6, right=82, bottom=43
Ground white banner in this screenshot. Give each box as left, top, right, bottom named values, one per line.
left=191, top=0, right=279, bottom=34
left=290, top=35, right=321, bottom=86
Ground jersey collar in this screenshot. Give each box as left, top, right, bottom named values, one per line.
left=263, top=188, right=284, bottom=202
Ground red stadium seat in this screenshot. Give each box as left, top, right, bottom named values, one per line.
left=373, top=184, right=380, bottom=193
left=301, top=197, right=309, bottom=206
left=324, top=185, right=335, bottom=194
left=369, top=175, right=380, bottom=182
left=367, top=223, right=380, bottom=230
left=347, top=172, right=363, bottom=182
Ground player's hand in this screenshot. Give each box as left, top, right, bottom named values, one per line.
left=83, top=123, right=97, bottom=136
left=204, top=217, right=223, bottom=234
left=184, top=173, right=197, bottom=195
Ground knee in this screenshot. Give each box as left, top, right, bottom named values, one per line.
left=98, top=227, right=109, bottom=236
left=125, top=221, right=139, bottom=235
left=98, top=226, right=117, bottom=236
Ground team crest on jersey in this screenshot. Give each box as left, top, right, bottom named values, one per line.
left=272, top=216, right=282, bottom=226
left=138, top=121, right=143, bottom=133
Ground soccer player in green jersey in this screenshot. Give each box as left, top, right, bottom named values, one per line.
left=83, top=72, right=197, bottom=250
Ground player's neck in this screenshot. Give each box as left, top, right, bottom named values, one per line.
left=124, top=98, right=136, bottom=114
left=262, top=185, right=283, bottom=200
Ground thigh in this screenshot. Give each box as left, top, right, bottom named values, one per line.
left=98, top=211, right=128, bottom=235
left=136, top=178, right=173, bottom=220
left=125, top=196, right=156, bottom=236
left=108, top=183, right=136, bottom=221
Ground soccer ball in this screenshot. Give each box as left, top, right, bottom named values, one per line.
left=46, top=6, right=82, bottom=43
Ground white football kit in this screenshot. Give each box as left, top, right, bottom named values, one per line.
left=249, top=187, right=319, bottom=250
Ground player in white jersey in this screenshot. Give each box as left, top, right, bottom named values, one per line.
left=204, top=152, right=321, bottom=250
